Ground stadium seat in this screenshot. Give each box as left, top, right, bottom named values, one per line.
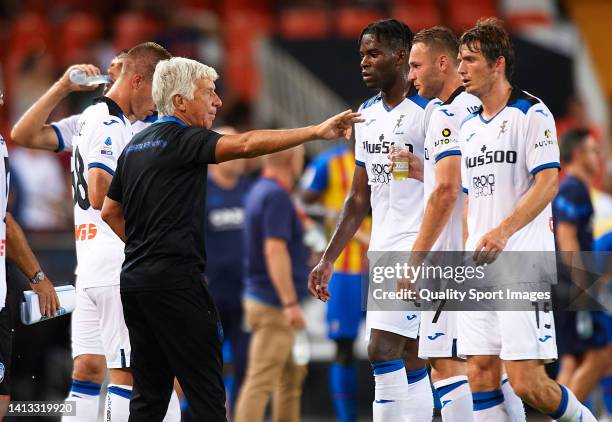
left=59, top=13, right=103, bottom=66
left=113, top=12, right=161, bottom=52
left=336, top=6, right=384, bottom=39
left=446, top=0, right=498, bottom=33
left=278, top=7, right=330, bottom=39
left=502, top=0, right=554, bottom=31
left=392, top=0, right=442, bottom=31
left=9, top=13, right=52, bottom=57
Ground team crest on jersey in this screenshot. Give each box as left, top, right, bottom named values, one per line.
left=101, top=137, right=113, bottom=156
left=393, top=115, right=405, bottom=134
left=497, top=120, right=508, bottom=139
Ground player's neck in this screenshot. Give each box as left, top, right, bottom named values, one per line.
left=209, top=167, right=240, bottom=189
left=381, top=77, right=409, bottom=109
left=106, top=83, right=131, bottom=118
left=480, top=80, right=512, bottom=120
left=438, top=74, right=463, bottom=103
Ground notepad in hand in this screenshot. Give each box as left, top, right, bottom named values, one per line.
left=20, top=285, right=76, bottom=325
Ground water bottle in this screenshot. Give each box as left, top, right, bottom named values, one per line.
left=576, top=310, right=593, bottom=339
left=392, top=145, right=410, bottom=181
left=292, top=329, right=310, bottom=366
left=69, top=69, right=112, bottom=86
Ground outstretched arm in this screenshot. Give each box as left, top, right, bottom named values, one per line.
left=308, top=165, right=370, bottom=301
left=11, top=64, right=101, bottom=151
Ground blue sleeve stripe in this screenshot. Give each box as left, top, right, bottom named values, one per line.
left=462, top=187, right=468, bottom=193
left=50, top=123, right=65, bottom=153
left=88, top=162, right=115, bottom=176
left=530, top=162, right=560, bottom=175
left=355, top=160, right=365, bottom=168
left=435, top=150, right=461, bottom=162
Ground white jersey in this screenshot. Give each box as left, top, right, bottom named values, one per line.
left=460, top=88, right=560, bottom=252
left=52, top=113, right=154, bottom=153
left=424, top=88, right=481, bottom=251
left=0, top=134, right=8, bottom=311
left=71, top=97, right=133, bottom=287
left=355, top=93, right=430, bottom=251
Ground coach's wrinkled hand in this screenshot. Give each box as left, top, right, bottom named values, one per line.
left=315, top=109, right=364, bottom=141
left=387, top=145, right=424, bottom=182
left=473, top=225, right=508, bottom=265
left=31, top=276, right=60, bottom=317
left=59, top=64, right=102, bottom=92
left=308, top=259, right=333, bottom=302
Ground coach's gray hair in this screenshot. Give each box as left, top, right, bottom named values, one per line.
left=152, top=57, right=218, bottom=117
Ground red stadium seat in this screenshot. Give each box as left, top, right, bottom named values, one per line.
left=336, top=6, right=385, bottom=39
left=9, top=13, right=52, bottom=57
left=113, top=13, right=161, bottom=52
left=446, top=0, right=498, bottom=33
left=59, top=13, right=103, bottom=66
left=279, top=7, right=330, bottom=39
left=392, top=0, right=442, bottom=31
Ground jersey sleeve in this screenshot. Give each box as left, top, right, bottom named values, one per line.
left=525, top=104, right=560, bottom=175
left=300, top=154, right=328, bottom=193
left=261, top=190, right=293, bottom=241
left=354, top=123, right=366, bottom=168
left=50, top=114, right=81, bottom=152
left=86, top=117, right=127, bottom=175
left=107, top=155, right=123, bottom=203
left=429, top=107, right=462, bottom=163
left=175, top=127, right=222, bottom=165
left=553, top=185, right=589, bottom=226
left=459, top=127, right=469, bottom=194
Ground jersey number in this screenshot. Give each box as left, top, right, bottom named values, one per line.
left=72, top=147, right=90, bottom=210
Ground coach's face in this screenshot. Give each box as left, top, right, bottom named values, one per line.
left=360, top=34, right=402, bottom=90
left=408, top=42, right=443, bottom=99
left=458, top=43, right=496, bottom=98
left=184, top=78, right=222, bottom=129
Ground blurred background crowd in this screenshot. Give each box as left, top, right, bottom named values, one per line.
left=0, top=0, right=610, bottom=420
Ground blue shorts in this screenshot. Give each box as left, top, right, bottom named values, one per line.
left=326, top=273, right=365, bottom=340
left=556, top=311, right=610, bottom=356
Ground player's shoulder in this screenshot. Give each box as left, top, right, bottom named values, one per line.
left=405, top=93, right=430, bottom=111
left=507, top=87, right=548, bottom=117
left=82, top=97, right=128, bottom=129
left=359, top=94, right=382, bottom=112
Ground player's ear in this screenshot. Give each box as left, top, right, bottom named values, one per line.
left=396, top=48, right=408, bottom=65
left=439, top=55, right=448, bottom=72
left=495, top=56, right=506, bottom=75
left=132, top=73, right=144, bottom=89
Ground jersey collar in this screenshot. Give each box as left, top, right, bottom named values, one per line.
left=475, top=86, right=521, bottom=123
left=93, top=96, right=127, bottom=124
left=442, top=86, right=465, bottom=105
left=155, top=116, right=188, bottom=127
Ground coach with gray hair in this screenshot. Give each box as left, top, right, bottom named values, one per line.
left=101, top=56, right=362, bottom=421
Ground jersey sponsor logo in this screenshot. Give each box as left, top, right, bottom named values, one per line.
left=103, top=119, right=119, bottom=126
left=427, top=332, right=444, bottom=340
left=370, top=162, right=392, bottom=184
left=534, top=129, right=555, bottom=149
left=424, top=148, right=430, bottom=161
left=440, top=109, right=454, bottom=117
left=208, top=207, right=245, bottom=230
left=466, top=105, right=480, bottom=114
left=465, top=145, right=517, bottom=169
left=406, top=314, right=417, bottom=321
left=497, top=120, right=509, bottom=139
left=101, top=137, right=113, bottom=156
left=362, top=135, right=414, bottom=155
left=538, top=334, right=552, bottom=343
left=434, top=128, right=456, bottom=148
left=74, top=223, right=98, bottom=240
left=472, top=173, right=496, bottom=197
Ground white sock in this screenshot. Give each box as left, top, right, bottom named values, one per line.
left=434, top=376, right=474, bottom=422
left=371, top=360, right=409, bottom=422
left=472, top=389, right=508, bottom=422
left=501, top=374, right=525, bottom=421
left=62, top=380, right=101, bottom=422
left=162, top=390, right=181, bottom=422
left=550, top=385, right=597, bottom=422
left=404, top=367, right=434, bottom=422
left=105, top=384, right=132, bottom=421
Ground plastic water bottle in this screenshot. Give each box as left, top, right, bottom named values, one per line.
left=69, top=69, right=112, bottom=86
left=292, top=329, right=310, bottom=366
left=392, top=145, right=410, bottom=181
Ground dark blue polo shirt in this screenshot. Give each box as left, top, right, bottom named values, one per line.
left=243, top=177, right=309, bottom=307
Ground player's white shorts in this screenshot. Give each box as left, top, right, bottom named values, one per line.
left=457, top=310, right=557, bottom=361
left=365, top=310, right=420, bottom=340
left=418, top=310, right=460, bottom=359
left=72, top=284, right=131, bottom=368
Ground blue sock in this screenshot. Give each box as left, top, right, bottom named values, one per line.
left=329, top=363, right=357, bottom=422
left=602, top=375, right=612, bottom=414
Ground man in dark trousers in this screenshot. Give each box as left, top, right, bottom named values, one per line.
left=100, top=56, right=362, bottom=421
